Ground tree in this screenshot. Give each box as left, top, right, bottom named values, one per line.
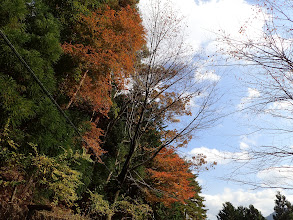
left=217, top=202, right=239, bottom=220
left=0, top=0, right=95, bottom=214
left=148, top=150, right=208, bottom=219
left=245, top=205, right=266, bottom=220
left=217, top=202, right=265, bottom=220
left=103, top=0, right=219, bottom=200
left=273, top=192, right=293, bottom=220
left=60, top=5, right=145, bottom=157
left=0, top=0, right=148, bottom=218
left=218, top=0, right=293, bottom=189
left=0, top=0, right=212, bottom=219
left=0, top=0, right=76, bottom=155
left=145, top=148, right=197, bottom=206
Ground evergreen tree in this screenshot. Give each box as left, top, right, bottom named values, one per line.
left=273, top=192, right=293, bottom=220
left=0, top=0, right=76, bottom=155
left=217, top=202, right=265, bottom=220
left=217, top=202, right=239, bottom=220
left=245, top=205, right=266, bottom=220
left=184, top=178, right=207, bottom=220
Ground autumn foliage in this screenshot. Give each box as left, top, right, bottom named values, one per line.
left=62, top=5, right=145, bottom=114
left=146, top=148, right=196, bottom=206
left=83, top=122, right=106, bottom=159
left=61, top=5, right=145, bottom=156
left=0, top=0, right=208, bottom=219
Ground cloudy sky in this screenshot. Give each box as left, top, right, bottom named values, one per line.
left=139, top=0, right=293, bottom=219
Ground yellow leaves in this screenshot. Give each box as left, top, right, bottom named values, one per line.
left=88, top=192, right=153, bottom=219
left=31, top=151, right=83, bottom=206
left=89, top=191, right=113, bottom=216
left=112, top=198, right=153, bottom=219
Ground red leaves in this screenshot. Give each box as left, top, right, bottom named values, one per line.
left=146, top=148, right=196, bottom=206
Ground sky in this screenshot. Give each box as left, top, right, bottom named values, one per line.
left=138, top=0, right=293, bottom=219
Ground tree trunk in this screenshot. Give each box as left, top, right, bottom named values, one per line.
left=66, top=70, right=88, bottom=109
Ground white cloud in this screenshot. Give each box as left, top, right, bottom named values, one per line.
left=268, top=100, right=293, bottom=111
left=203, top=188, right=278, bottom=220
left=237, top=88, right=260, bottom=110
left=257, top=166, right=293, bottom=188
left=139, top=0, right=266, bottom=52
left=240, top=134, right=257, bottom=146
left=240, top=142, right=250, bottom=150
left=189, top=147, right=249, bottom=165
left=195, top=69, right=221, bottom=82
left=238, top=135, right=257, bottom=150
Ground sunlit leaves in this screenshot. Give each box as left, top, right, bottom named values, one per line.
left=146, top=148, right=196, bottom=206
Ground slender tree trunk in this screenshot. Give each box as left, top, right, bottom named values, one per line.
left=106, top=171, right=113, bottom=183
left=107, top=213, right=112, bottom=220
left=66, top=70, right=88, bottom=109
left=113, top=189, right=120, bottom=203
left=10, top=185, right=17, bottom=202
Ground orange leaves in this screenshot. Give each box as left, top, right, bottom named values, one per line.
left=83, top=122, right=106, bottom=159
left=160, top=129, right=192, bottom=149
left=62, top=5, right=145, bottom=115
left=61, top=5, right=145, bottom=159
left=146, top=148, right=196, bottom=206
left=63, top=5, right=145, bottom=88
left=151, top=91, right=193, bottom=123
left=78, top=75, right=112, bottom=115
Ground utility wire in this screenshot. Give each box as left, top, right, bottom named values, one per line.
left=0, top=29, right=107, bottom=164
left=0, top=31, right=198, bottom=202
left=0, top=29, right=82, bottom=137
left=0, top=30, right=122, bottom=181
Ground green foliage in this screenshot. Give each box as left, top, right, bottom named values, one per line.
left=0, top=0, right=77, bottom=155
left=184, top=175, right=207, bottom=219
left=88, top=190, right=114, bottom=217
left=153, top=202, right=185, bottom=220
left=217, top=202, right=241, bottom=220
left=87, top=192, right=152, bottom=219
left=0, top=1, right=208, bottom=220
left=0, top=125, right=91, bottom=207
left=217, top=202, right=265, bottom=220
left=245, top=205, right=266, bottom=220
left=0, top=0, right=27, bottom=28
left=32, top=147, right=83, bottom=206
left=153, top=198, right=207, bottom=220
left=112, top=197, right=153, bottom=220
left=273, top=192, right=293, bottom=220
left=43, top=0, right=109, bottom=43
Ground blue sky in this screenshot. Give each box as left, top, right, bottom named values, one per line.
left=139, top=0, right=293, bottom=219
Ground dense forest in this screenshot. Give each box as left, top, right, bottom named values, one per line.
left=0, top=0, right=211, bottom=219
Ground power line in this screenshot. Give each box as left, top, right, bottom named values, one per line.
left=0, top=29, right=106, bottom=163
left=0, top=29, right=82, bottom=136
left=0, top=30, right=200, bottom=204
left=0, top=29, right=121, bottom=182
